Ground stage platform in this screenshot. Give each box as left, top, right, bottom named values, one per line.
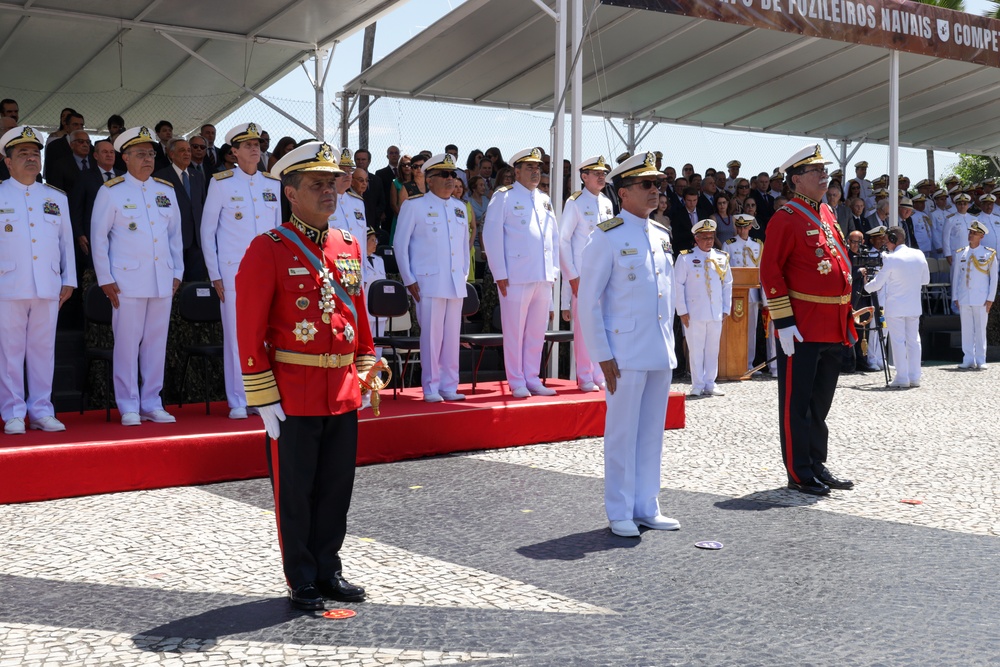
left=0, top=380, right=685, bottom=505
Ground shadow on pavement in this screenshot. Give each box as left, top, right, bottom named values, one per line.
left=713, top=489, right=823, bottom=511
left=516, top=528, right=642, bottom=561
left=132, top=597, right=304, bottom=650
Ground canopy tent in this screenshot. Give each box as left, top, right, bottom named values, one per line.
left=0, top=0, right=407, bottom=136
left=343, top=0, right=1000, bottom=157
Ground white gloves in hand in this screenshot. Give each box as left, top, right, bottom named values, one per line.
left=258, top=403, right=286, bottom=439
left=776, top=325, right=803, bottom=357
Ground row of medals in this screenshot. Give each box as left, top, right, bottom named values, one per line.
left=294, top=266, right=354, bottom=342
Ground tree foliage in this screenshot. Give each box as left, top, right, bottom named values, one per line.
left=945, top=154, right=999, bottom=185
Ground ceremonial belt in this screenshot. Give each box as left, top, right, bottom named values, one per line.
left=273, top=225, right=358, bottom=326
left=788, top=289, right=850, bottom=305
left=274, top=350, right=354, bottom=369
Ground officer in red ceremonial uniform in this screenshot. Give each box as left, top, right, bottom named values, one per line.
left=236, top=141, right=376, bottom=610
left=760, top=144, right=856, bottom=497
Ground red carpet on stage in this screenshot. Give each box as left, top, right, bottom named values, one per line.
left=0, top=380, right=685, bottom=504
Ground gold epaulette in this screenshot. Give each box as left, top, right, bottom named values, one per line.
left=597, top=217, right=623, bottom=232
left=152, top=177, right=174, bottom=188
left=958, top=246, right=969, bottom=253
left=214, top=170, right=234, bottom=181
left=242, top=370, right=280, bottom=406
left=347, top=190, right=364, bottom=200
left=679, top=249, right=692, bottom=254
left=408, top=193, right=424, bottom=200
left=947, top=212, right=956, bottom=218
left=567, top=190, right=582, bottom=201
left=650, top=219, right=669, bottom=233
left=263, top=172, right=280, bottom=181
left=725, top=237, right=737, bottom=244
left=104, top=176, right=125, bottom=188
left=495, top=185, right=512, bottom=193
left=43, top=183, right=66, bottom=195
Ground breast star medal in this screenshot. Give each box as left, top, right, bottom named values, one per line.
left=817, top=259, right=832, bottom=275
left=293, top=319, right=318, bottom=343
left=344, top=323, right=355, bottom=343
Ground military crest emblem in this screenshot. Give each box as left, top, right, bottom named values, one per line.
left=316, top=143, right=334, bottom=164
left=137, top=126, right=153, bottom=142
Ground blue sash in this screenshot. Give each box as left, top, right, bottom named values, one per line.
left=784, top=199, right=847, bottom=260
left=273, top=225, right=357, bottom=325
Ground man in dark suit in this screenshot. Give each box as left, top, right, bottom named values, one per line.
left=749, top=171, right=775, bottom=227
left=354, top=148, right=386, bottom=235
left=865, top=199, right=890, bottom=235
left=153, top=120, right=173, bottom=172
left=697, top=176, right=718, bottom=219
left=46, top=129, right=93, bottom=194
left=69, top=139, right=123, bottom=272
left=200, top=124, right=219, bottom=173
left=669, top=187, right=701, bottom=254
left=154, top=137, right=207, bottom=281
left=188, top=135, right=210, bottom=180
left=43, top=111, right=85, bottom=183
left=375, top=144, right=400, bottom=208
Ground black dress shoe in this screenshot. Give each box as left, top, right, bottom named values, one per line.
left=787, top=479, right=831, bottom=496
left=815, top=469, right=854, bottom=490
left=316, top=574, right=366, bottom=602
left=288, top=583, right=324, bottom=610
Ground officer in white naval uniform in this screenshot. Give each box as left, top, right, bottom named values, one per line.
left=863, top=226, right=930, bottom=388
left=362, top=227, right=387, bottom=347
left=200, top=122, right=281, bottom=419
left=330, top=148, right=368, bottom=257
left=909, top=194, right=936, bottom=257
left=952, top=220, right=998, bottom=369
left=91, top=126, right=183, bottom=426
left=675, top=218, right=733, bottom=397
left=483, top=147, right=559, bottom=399
left=851, top=161, right=874, bottom=211
left=0, top=126, right=76, bottom=435
left=394, top=152, right=470, bottom=402
left=942, top=193, right=976, bottom=261
left=726, top=213, right=762, bottom=372
left=559, top=154, right=613, bottom=392
left=975, top=194, right=1000, bottom=248
left=577, top=152, right=679, bottom=538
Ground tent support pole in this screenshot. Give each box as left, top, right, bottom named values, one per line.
left=889, top=49, right=899, bottom=228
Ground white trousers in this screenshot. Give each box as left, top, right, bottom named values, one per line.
left=113, top=296, right=172, bottom=414
left=746, top=301, right=759, bottom=371
left=416, top=296, right=463, bottom=396
left=220, top=278, right=247, bottom=409
left=0, top=299, right=58, bottom=421
left=884, top=315, right=921, bottom=384
left=604, top=369, right=671, bottom=521
left=570, top=293, right=604, bottom=386
left=499, top=281, right=551, bottom=390
left=960, top=304, right=988, bottom=366
left=686, top=319, right=722, bottom=392
left=867, top=326, right=888, bottom=368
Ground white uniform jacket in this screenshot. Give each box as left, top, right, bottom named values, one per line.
left=200, top=167, right=281, bottom=283
left=725, top=236, right=762, bottom=302
left=0, top=180, right=76, bottom=300
left=577, top=211, right=676, bottom=371
left=331, top=190, right=368, bottom=251
left=393, top=192, right=470, bottom=299
left=560, top=188, right=613, bottom=304
left=674, top=247, right=733, bottom=321
left=864, top=244, right=930, bottom=317
left=483, top=181, right=559, bottom=284
left=952, top=245, right=999, bottom=306
left=943, top=212, right=976, bottom=259
left=911, top=210, right=936, bottom=255
left=91, top=173, right=183, bottom=298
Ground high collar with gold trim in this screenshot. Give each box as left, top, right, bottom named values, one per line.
left=290, top=214, right=328, bottom=245
left=791, top=192, right=821, bottom=212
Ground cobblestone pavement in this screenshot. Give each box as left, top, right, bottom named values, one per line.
left=2, top=363, right=999, bottom=665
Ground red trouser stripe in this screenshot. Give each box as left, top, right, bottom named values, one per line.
left=782, top=354, right=800, bottom=483
left=269, top=435, right=290, bottom=587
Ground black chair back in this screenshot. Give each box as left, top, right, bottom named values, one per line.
left=178, top=282, right=222, bottom=323
left=491, top=304, right=502, bottom=331
left=462, top=282, right=480, bottom=317
left=367, top=279, right=409, bottom=326
left=83, top=283, right=113, bottom=325
left=376, top=244, right=399, bottom=275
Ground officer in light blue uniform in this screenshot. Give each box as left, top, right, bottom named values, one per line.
left=91, top=126, right=184, bottom=426
left=0, top=125, right=76, bottom=435
left=200, top=122, right=282, bottom=419
left=578, top=152, right=679, bottom=538
left=330, top=148, right=368, bottom=254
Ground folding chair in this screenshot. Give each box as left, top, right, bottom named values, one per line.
left=176, top=282, right=224, bottom=414
left=367, top=279, right=420, bottom=398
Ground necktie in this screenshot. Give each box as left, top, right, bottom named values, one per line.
left=81, top=157, right=88, bottom=171
left=367, top=256, right=374, bottom=268
left=182, top=170, right=191, bottom=197
left=103, top=171, right=113, bottom=182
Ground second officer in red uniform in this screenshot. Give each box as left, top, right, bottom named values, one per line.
left=760, top=145, right=856, bottom=496
left=236, top=141, right=376, bottom=610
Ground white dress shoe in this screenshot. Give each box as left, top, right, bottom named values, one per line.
left=705, top=387, right=725, bottom=397
left=609, top=520, right=640, bottom=537
left=423, top=393, right=444, bottom=403
left=528, top=385, right=557, bottom=396
left=909, top=381, right=921, bottom=387
left=440, top=392, right=466, bottom=401
left=511, top=387, right=531, bottom=399
left=887, top=381, right=909, bottom=388
left=635, top=515, right=681, bottom=531
left=4, top=417, right=26, bottom=435
left=228, top=408, right=248, bottom=420
left=688, top=389, right=703, bottom=397
left=141, top=409, right=176, bottom=423
left=578, top=381, right=600, bottom=392
left=978, top=363, right=988, bottom=370
left=121, top=412, right=141, bottom=427
left=30, top=416, right=66, bottom=432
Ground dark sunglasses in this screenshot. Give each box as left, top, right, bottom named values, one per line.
left=625, top=180, right=658, bottom=190
left=430, top=170, right=458, bottom=179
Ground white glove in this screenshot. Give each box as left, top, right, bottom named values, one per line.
left=257, top=403, right=286, bottom=439
left=776, top=325, right=803, bottom=357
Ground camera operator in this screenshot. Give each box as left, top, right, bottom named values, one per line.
left=862, top=225, right=889, bottom=371
left=863, top=226, right=930, bottom=388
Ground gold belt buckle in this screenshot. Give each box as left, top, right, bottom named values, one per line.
left=319, top=353, right=332, bottom=368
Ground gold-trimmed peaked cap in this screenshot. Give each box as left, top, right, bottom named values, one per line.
left=271, top=141, right=345, bottom=178
left=338, top=147, right=356, bottom=169
left=780, top=144, right=832, bottom=174
left=969, top=219, right=989, bottom=235
left=727, top=160, right=741, bottom=169
left=980, top=193, right=997, bottom=203
left=511, top=146, right=544, bottom=165
left=734, top=213, right=759, bottom=229
left=0, top=125, right=42, bottom=151
left=579, top=155, right=610, bottom=173
left=423, top=152, right=459, bottom=172
left=691, top=218, right=718, bottom=235
left=954, top=192, right=972, bottom=203
left=608, top=151, right=661, bottom=180
left=114, top=126, right=156, bottom=153
left=225, top=122, right=262, bottom=145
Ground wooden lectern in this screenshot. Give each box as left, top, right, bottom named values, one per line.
left=718, top=266, right=760, bottom=381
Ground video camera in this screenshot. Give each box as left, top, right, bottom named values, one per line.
left=855, top=247, right=883, bottom=271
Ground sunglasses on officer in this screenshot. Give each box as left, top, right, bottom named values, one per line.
left=623, top=179, right=658, bottom=190
left=429, top=170, right=458, bottom=179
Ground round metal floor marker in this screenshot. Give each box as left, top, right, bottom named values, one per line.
left=322, top=609, right=357, bottom=619
left=695, top=541, right=723, bottom=550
